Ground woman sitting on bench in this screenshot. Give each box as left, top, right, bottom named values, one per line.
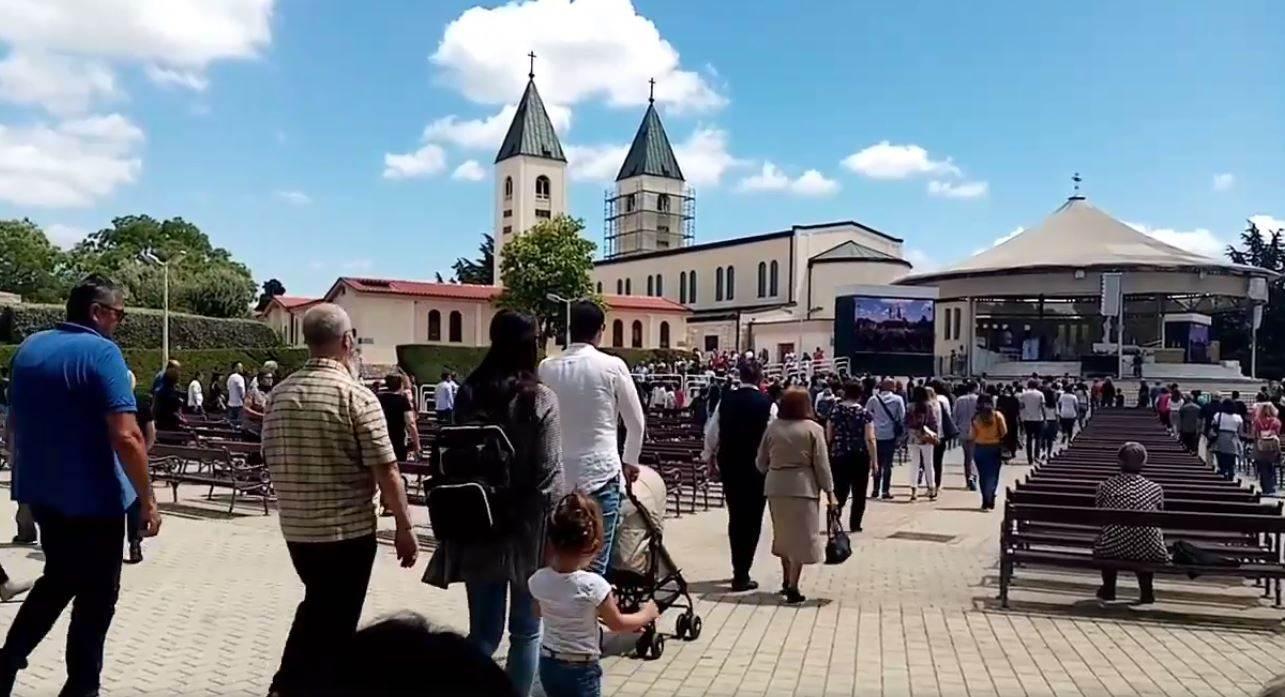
left=1093, top=441, right=1166, bottom=605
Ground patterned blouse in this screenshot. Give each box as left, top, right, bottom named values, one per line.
left=1093, top=473, right=1168, bottom=562
left=829, top=402, right=871, bottom=457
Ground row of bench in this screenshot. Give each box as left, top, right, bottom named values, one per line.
left=999, top=408, right=1285, bottom=610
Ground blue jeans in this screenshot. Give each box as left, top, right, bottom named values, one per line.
left=873, top=439, right=897, bottom=496
left=226, top=406, right=242, bottom=422
left=465, top=581, right=541, bottom=697
left=974, top=444, right=1003, bottom=509
left=587, top=482, right=621, bottom=576
left=539, top=656, right=602, bottom=697
left=1215, top=452, right=1237, bottom=480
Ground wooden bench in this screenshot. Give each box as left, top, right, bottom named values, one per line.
left=149, top=444, right=273, bottom=515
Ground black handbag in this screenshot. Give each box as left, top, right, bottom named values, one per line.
left=824, top=506, right=851, bottom=565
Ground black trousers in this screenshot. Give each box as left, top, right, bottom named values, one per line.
left=1100, top=569, right=1154, bottom=600
left=932, top=442, right=946, bottom=489
left=830, top=450, right=870, bottom=529
left=1023, top=421, right=1043, bottom=461
left=722, top=474, right=765, bottom=583
left=0, top=506, right=124, bottom=696
left=271, top=535, right=377, bottom=696
left=1179, top=431, right=1200, bottom=454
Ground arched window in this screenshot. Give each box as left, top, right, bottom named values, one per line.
left=647, top=276, right=654, bottom=297
left=655, top=274, right=663, bottom=297
left=769, top=260, right=779, bottom=296
left=625, top=193, right=636, bottom=212
left=625, top=278, right=632, bottom=295
left=631, top=320, right=643, bottom=348
left=596, top=281, right=603, bottom=294
left=688, top=270, right=696, bottom=303
left=657, top=193, right=670, bottom=212
left=726, top=266, right=735, bottom=301
left=503, top=176, right=513, bottom=199
left=535, top=175, right=551, bottom=200
left=612, top=319, right=624, bottom=347
left=757, top=262, right=767, bottom=298
left=448, top=311, right=463, bottom=343
left=679, top=271, right=687, bottom=303
left=616, top=279, right=623, bottom=294
left=659, top=321, right=670, bottom=349
left=715, top=267, right=724, bottom=301
left=428, top=310, right=441, bottom=341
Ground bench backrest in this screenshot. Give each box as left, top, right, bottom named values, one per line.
left=1006, top=502, right=1285, bottom=533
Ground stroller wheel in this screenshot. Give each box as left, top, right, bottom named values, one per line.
left=675, top=613, right=690, bottom=640
left=687, top=615, right=703, bottom=641
left=635, top=631, right=653, bottom=659
left=648, top=632, right=666, bottom=660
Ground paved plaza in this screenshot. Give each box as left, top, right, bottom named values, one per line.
left=2, top=453, right=1284, bottom=696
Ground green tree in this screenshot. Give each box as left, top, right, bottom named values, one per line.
left=1218, top=220, right=1285, bottom=378
left=451, top=233, right=495, bottom=285
left=497, top=216, right=598, bottom=343
left=255, top=278, right=286, bottom=312
left=0, top=219, right=72, bottom=303
left=69, top=215, right=257, bottom=317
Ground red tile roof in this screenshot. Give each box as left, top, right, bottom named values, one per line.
left=327, top=277, right=688, bottom=313
left=268, top=296, right=321, bottom=311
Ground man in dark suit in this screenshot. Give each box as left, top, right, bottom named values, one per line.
left=703, top=362, right=775, bottom=592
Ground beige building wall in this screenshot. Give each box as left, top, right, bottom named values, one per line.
left=610, top=174, right=689, bottom=256
left=807, top=260, right=910, bottom=318
left=329, top=287, right=417, bottom=365
left=494, top=155, right=568, bottom=281
left=749, top=319, right=833, bottom=362
left=260, top=304, right=294, bottom=345
left=410, top=298, right=493, bottom=347
left=593, top=234, right=791, bottom=310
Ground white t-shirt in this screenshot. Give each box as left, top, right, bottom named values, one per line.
left=528, top=568, right=612, bottom=656
left=187, top=379, right=204, bottom=408
left=226, top=373, right=246, bottom=408
left=1019, top=389, right=1045, bottom=422
left=1058, top=392, right=1079, bottom=419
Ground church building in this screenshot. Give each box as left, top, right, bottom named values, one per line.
left=269, top=65, right=915, bottom=367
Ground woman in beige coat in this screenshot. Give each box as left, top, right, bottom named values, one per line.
left=757, top=388, right=837, bottom=604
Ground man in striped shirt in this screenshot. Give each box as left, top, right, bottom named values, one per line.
left=261, top=303, right=417, bottom=697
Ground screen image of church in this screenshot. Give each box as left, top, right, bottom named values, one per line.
left=265, top=67, right=916, bottom=367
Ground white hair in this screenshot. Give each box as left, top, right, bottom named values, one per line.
left=302, top=303, right=352, bottom=347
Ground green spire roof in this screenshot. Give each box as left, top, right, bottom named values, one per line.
left=494, top=78, right=566, bottom=163
left=616, top=103, right=684, bottom=182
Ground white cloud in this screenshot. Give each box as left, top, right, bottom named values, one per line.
left=736, top=162, right=839, bottom=197
left=1212, top=172, right=1235, bottom=192
left=274, top=189, right=311, bottom=205
left=1126, top=221, right=1224, bottom=259
left=451, top=160, right=486, bottom=182
left=905, top=248, right=941, bottom=273
left=430, top=0, right=725, bottom=113
left=44, top=223, right=90, bottom=249
left=841, top=141, right=960, bottom=180
left=0, top=49, right=120, bottom=115
left=1250, top=214, right=1285, bottom=235
left=0, top=0, right=274, bottom=70
left=144, top=65, right=209, bottom=91
left=424, top=103, right=572, bottom=150
left=382, top=143, right=447, bottom=179
left=927, top=179, right=989, bottom=199
left=565, top=143, right=629, bottom=182
left=0, top=113, right=143, bottom=207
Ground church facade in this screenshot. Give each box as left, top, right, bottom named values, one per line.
left=269, top=68, right=915, bottom=367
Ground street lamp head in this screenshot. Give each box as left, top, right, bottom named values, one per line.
left=139, top=250, right=161, bottom=265
left=546, top=293, right=568, bottom=303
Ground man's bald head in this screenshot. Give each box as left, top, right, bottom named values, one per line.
left=302, top=303, right=353, bottom=354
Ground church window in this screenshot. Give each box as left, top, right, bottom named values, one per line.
left=612, top=320, right=624, bottom=347
left=655, top=274, right=663, bottom=296
left=726, top=266, right=735, bottom=301
left=535, top=209, right=551, bottom=219
left=625, top=278, right=632, bottom=295
left=769, top=260, right=779, bottom=296
left=503, top=209, right=512, bottom=218
left=656, top=238, right=670, bottom=249
left=503, top=225, right=512, bottom=235
left=679, top=271, right=687, bottom=303
left=596, top=281, right=603, bottom=294
left=631, top=320, right=643, bottom=348
left=647, top=276, right=654, bottom=296
left=504, top=176, right=513, bottom=199
left=428, top=310, right=441, bottom=342
left=448, top=311, right=463, bottom=343
left=659, top=321, right=671, bottom=349
left=535, top=175, right=551, bottom=200
left=625, top=194, right=636, bottom=212
left=757, top=262, right=767, bottom=298
left=688, top=270, right=696, bottom=303
left=658, top=193, right=670, bottom=212
left=716, top=267, right=724, bottom=301
left=657, top=224, right=670, bottom=234
left=616, top=279, right=623, bottom=294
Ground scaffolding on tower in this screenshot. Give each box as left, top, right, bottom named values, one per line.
left=602, top=180, right=695, bottom=259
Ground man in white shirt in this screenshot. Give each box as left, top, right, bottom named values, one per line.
left=434, top=372, right=457, bottom=424
left=187, top=373, right=204, bottom=414
left=226, top=362, right=246, bottom=422
left=1018, top=380, right=1046, bottom=464
left=539, top=301, right=646, bottom=576
left=1057, top=384, right=1080, bottom=444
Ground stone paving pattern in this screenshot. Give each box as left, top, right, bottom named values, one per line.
left=2, top=453, right=1284, bottom=696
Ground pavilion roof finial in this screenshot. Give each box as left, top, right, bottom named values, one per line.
left=1070, top=171, right=1085, bottom=200
left=528, top=50, right=536, bottom=80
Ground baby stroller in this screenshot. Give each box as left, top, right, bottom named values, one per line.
left=606, top=465, right=702, bottom=660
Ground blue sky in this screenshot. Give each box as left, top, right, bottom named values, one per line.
left=1, top=0, right=1281, bottom=298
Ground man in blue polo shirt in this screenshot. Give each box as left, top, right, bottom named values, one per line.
left=0, top=274, right=160, bottom=697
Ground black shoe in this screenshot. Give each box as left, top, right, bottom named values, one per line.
left=9, top=536, right=35, bottom=546
left=966, top=480, right=977, bottom=491
left=1137, top=592, right=1156, bottom=606
left=784, top=588, right=806, bottom=605
left=849, top=521, right=863, bottom=533
left=730, top=578, right=759, bottom=593
left=881, top=493, right=894, bottom=500
left=1095, top=586, right=1116, bottom=602
left=125, top=542, right=143, bottom=565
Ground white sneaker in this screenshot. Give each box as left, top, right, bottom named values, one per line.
left=0, top=579, right=32, bottom=602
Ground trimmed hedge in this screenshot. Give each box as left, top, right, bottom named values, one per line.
left=0, top=345, right=308, bottom=385
left=395, top=344, right=696, bottom=384
left=0, top=304, right=281, bottom=350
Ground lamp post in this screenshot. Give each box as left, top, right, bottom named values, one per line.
left=140, top=250, right=186, bottom=367
left=546, top=293, right=572, bottom=348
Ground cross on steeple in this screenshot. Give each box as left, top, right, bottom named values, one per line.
left=528, top=51, right=536, bottom=79
left=648, top=78, right=655, bottom=104
left=1070, top=171, right=1085, bottom=200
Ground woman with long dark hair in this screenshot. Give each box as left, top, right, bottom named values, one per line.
left=424, top=310, right=563, bottom=697
left=905, top=385, right=939, bottom=501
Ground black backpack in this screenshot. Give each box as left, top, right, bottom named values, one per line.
left=426, top=423, right=517, bottom=544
